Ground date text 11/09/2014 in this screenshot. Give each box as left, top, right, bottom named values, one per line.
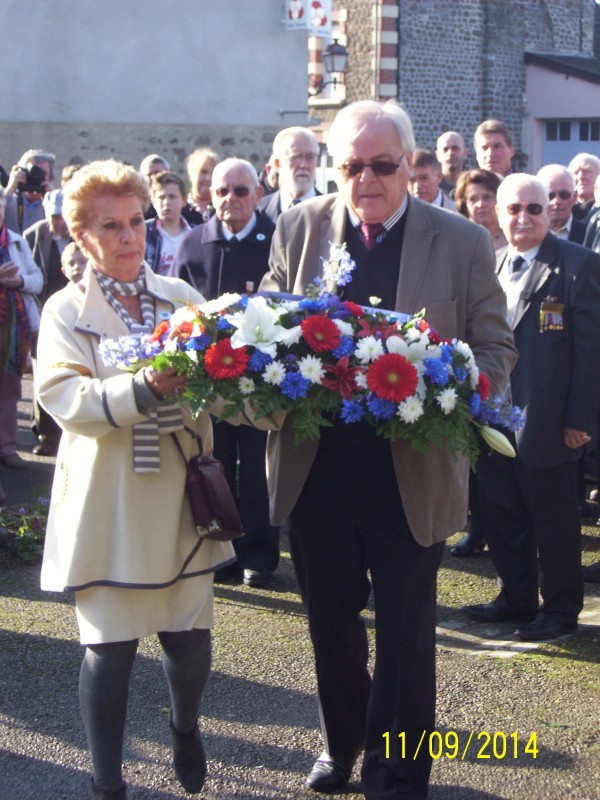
left=382, top=731, right=538, bottom=760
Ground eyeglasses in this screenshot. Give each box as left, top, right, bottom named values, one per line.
left=338, top=157, right=404, bottom=179
left=505, top=203, right=544, bottom=216
left=285, top=153, right=318, bottom=166
left=548, top=190, right=574, bottom=201
left=213, top=186, right=251, bottom=198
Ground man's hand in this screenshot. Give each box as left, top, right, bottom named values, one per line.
left=563, top=427, right=592, bottom=449
left=6, top=165, right=26, bottom=195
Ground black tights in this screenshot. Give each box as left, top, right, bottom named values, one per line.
left=79, top=629, right=211, bottom=792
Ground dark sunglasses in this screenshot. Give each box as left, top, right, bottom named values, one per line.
left=213, top=186, right=250, bottom=198
left=506, top=203, right=544, bottom=216
left=548, top=190, right=573, bottom=201
left=339, top=157, right=404, bottom=179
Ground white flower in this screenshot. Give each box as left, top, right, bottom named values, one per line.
left=355, top=336, right=385, bottom=364
left=436, top=387, right=458, bottom=414
left=263, top=361, right=286, bottom=385
left=170, top=303, right=200, bottom=326
left=369, top=296, right=382, bottom=307
left=185, top=349, right=198, bottom=364
left=163, top=338, right=178, bottom=353
left=385, top=335, right=408, bottom=357
left=354, top=370, right=369, bottom=389
left=469, top=360, right=480, bottom=389
left=197, top=293, right=241, bottom=316
left=397, top=396, right=424, bottom=423
left=334, top=318, right=354, bottom=337
left=238, top=376, right=255, bottom=395
left=479, top=425, right=516, bottom=457
left=298, top=355, right=326, bottom=384
left=227, top=295, right=298, bottom=357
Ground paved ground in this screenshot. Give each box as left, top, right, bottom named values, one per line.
left=1, top=378, right=599, bottom=800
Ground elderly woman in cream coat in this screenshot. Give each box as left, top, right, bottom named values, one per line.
left=36, top=160, right=235, bottom=800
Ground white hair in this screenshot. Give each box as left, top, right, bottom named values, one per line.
left=327, top=100, right=415, bottom=166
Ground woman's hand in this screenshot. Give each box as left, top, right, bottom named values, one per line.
left=144, top=365, right=187, bottom=400
left=0, top=262, right=23, bottom=289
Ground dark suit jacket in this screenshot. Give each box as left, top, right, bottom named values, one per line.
left=258, top=189, right=321, bottom=224
left=174, top=210, right=275, bottom=298
left=259, top=193, right=517, bottom=545
left=584, top=208, right=600, bottom=253
left=568, top=217, right=587, bottom=245
left=497, top=234, right=600, bottom=469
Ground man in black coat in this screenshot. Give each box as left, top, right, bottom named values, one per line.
left=463, top=173, right=600, bottom=640
left=537, top=164, right=587, bottom=244
left=174, top=158, right=279, bottom=588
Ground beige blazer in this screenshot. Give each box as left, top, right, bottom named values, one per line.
left=260, top=193, right=517, bottom=546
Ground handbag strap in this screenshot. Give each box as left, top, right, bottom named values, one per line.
left=171, top=425, right=206, bottom=461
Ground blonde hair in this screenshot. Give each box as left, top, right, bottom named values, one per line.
left=62, top=159, right=150, bottom=232
left=186, top=148, right=219, bottom=181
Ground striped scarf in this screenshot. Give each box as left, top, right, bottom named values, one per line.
left=94, top=265, right=182, bottom=472
left=0, top=226, right=30, bottom=376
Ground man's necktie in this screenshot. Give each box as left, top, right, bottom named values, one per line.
left=509, top=254, right=525, bottom=274
left=360, top=222, right=384, bottom=251
left=289, top=198, right=301, bottom=208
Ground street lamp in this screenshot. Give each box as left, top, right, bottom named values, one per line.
left=309, top=38, right=348, bottom=97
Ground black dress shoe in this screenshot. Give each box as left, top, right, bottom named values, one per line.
left=243, top=568, right=273, bottom=587
left=450, top=531, right=486, bottom=557
left=514, top=617, right=577, bottom=641
left=582, top=561, right=600, bottom=583
left=306, top=752, right=356, bottom=792
left=33, top=438, right=59, bottom=456
left=461, top=602, right=536, bottom=624
left=214, top=564, right=242, bottom=584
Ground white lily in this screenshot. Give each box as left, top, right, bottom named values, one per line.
left=479, top=425, right=516, bottom=457
left=226, top=296, right=299, bottom=357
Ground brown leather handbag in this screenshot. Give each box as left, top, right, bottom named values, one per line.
left=171, top=432, right=244, bottom=541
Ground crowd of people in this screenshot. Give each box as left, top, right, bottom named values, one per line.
left=1, top=104, right=600, bottom=800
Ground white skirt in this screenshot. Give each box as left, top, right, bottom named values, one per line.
left=74, top=573, right=214, bottom=645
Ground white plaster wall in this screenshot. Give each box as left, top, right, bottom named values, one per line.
left=524, top=64, right=600, bottom=171
left=0, top=0, right=309, bottom=126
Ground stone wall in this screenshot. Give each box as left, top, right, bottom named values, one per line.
left=0, top=121, right=280, bottom=185
left=311, top=0, right=595, bottom=170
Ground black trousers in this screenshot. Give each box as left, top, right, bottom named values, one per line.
left=287, top=427, right=444, bottom=799
left=477, top=451, right=583, bottom=623
left=213, top=421, right=279, bottom=571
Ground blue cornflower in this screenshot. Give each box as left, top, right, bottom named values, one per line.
left=280, top=372, right=311, bottom=400
left=454, top=365, right=467, bottom=382
left=299, top=298, right=327, bottom=314
left=470, top=393, right=482, bottom=417
left=423, top=357, right=450, bottom=386
left=439, top=343, right=454, bottom=364
left=216, top=317, right=234, bottom=331
left=367, top=396, right=396, bottom=420
left=332, top=337, right=355, bottom=358
left=507, top=406, right=526, bottom=432
left=248, top=350, right=273, bottom=371
left=185, top=334, right=211, bottom=351
left=340, top=399, right=366, bottom=423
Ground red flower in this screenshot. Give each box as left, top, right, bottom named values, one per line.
left=356, top=318, right=398, bottom=341
left=204, top=339, right=249, bottom=380
left=342, top=301, right=365, bottom=318
left=152, top=321, right=170, bottom=341
left=477, top=372, right=491, bottom=402
left=168, top=320, right=195, bottom=342
left=321, top=356, right=364, bottom=400
left=366, top=354, right=418, bottom=403
left=301, top=315, right=341, bottom=352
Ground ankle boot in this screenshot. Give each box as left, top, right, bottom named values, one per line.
left=90, top=779, right=126, bottom=799
left=169, top=714, right=207, bottom=794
